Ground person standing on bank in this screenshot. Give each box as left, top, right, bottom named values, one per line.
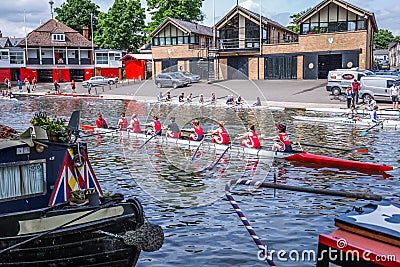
left=351, top=79, right=361, bottom=105
left=389, top=82, right=399, bottom=110
left=71, top=80, right=76, bottom=93
left=18, top=80, right=22, bottom=91
left=32, top=77, right=37, bottom=91
left=345, top=86, right=353, bottom=108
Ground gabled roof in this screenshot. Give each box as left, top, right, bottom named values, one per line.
left=215, top=5, right=297, bottom=35
left=9, top=38, right=24, bottom=46
left=151, top=17, right=213, bottom=37
left=296, top=0, right=378, bottom=32
left=0, top=37, right=12, bottom=48
left=18, top=19, right=96, bottom=48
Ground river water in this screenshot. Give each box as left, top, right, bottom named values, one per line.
left=1, top=96, right=399, bottom=266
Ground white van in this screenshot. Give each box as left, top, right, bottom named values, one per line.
left=326, top=68, right=375, bottom=96
left=358, top=76, right=400, bottom=103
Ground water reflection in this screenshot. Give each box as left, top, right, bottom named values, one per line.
left=1, top=97, right=399, bottom=267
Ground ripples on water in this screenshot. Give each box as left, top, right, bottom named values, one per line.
left=1, top=97, right=399, bottom=267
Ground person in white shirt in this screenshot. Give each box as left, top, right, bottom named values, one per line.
left=390, top=83, right=399, bottom=110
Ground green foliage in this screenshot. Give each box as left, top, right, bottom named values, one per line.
left=287, top=9, right=310, bottom=34
left=95, top=0, right=145, bottom=52
left=374, top=29, right=395, bottom=50
left=54, top=0, right=101, bottom=39
left=146, top=0, right=205, bottom=34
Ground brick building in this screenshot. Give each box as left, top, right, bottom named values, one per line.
left=150, top=0, right=377, bottom=80
left=0, top=19, right=122, bottom=84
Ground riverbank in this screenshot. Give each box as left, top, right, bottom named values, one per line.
left=8, top=79, right=394, bottom=110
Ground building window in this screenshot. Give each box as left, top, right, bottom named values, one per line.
left=10, top=51, right=24, bottom=64
left=319, top=22, right=328, bottom=33
left=177, top=36, right=183, bottom=44
left=337, top=21, right=347, bottom=32
left=52, top=34, right=65, bottom=42
left=348, top=21, right=356, bottom=31
left=357, top=20, right=366, bottom=30
left=328, top=22, right=337, bottom=32
left=96, top=53, right=108, bottom=64
left=159, top=37, right=165, bottom=46
left=0, top=51, right=8, bottom=60
left=165, top=37, right=171, bottom=45
left=301, top=23, right=310, bottom=34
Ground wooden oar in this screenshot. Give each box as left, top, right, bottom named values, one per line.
left=191, top=134, right=210, bottom=161
left=360, top=120, right=384, bottom=135
left=291, top=141, right=368, bottom=153
left=208, top=143, right=232, bottom=170
left=138, top=131, right=160, bottom=149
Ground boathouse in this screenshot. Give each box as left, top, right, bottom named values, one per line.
left=150, top=0, right=377, bottom=80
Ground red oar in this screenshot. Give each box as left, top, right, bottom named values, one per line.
left=291, top=141, right=368, bottom=153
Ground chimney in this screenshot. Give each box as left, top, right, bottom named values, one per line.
left=82, top=26, right=89, bottom=40
left=0, top=30, right=2, bottom=38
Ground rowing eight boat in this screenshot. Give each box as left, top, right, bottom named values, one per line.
left=306, top=107, right=400, bottom=116
left=82, top=125, right=395, bottom=173
left=293, top=115, right=400, bottom=129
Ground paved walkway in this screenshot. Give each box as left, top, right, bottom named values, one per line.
left=9, top=79, right=393, bottom=109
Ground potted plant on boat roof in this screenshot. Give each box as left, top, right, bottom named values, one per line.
left=30, top=112, right=51, bottom=140
left=42, top=117, right=68, bottom=142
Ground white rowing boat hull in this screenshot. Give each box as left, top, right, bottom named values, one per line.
left=93, top=128, right=293, bottom=159
left=293, top=115, right=400, bottom=128
left=306, top=107, right=400, bottom=116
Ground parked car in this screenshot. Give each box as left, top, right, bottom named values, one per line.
left=82, top=76, right=118, bottom=87
left=359, top=76, right=400, bottom=103
left=175, top=71, right=201, bottom=83
left=155, top=73, right=189, bottom=88
left=374, top=70, right=400, bottom=77
left=326, top=68, right=375, bottom=96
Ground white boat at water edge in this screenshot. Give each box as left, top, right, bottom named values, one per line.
left=293, top=115, right=400, bottom=129
left=306, top=107, right=400, bottom=116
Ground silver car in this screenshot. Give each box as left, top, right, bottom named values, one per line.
left=155, top=73, right=189, bottom=88
left=82, top=76, right=118, bottom=87
left=175, top=71, right=200, bottom=83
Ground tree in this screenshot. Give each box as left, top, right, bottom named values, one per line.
left=146, top=0, right=205, bottom=34
left=374, top=29, right=396, bottom=50
left=95, top=0, right=145, bottom=52
left=286, top=9, right=310, bottom=34
left=54, top=0, right=101, bottom=39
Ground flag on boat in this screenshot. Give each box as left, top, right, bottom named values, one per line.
left=49, top=148, right=103, bottom=206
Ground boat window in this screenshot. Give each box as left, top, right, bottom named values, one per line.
left=0, top=160, right=46, bottom=201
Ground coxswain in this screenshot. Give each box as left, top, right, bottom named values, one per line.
left=237, top=125, right=261, bottom=149
left=210, top=92, right=216, bottom=104
left=146, top=115, right=162, bottom=135
left=346, top=105, right=362, bottom=122
left=117, top=112, right=128, bottom=130
left=178, top=92, right=185, bottom=103
left=165, top=92, right=172, bottom=102
left=370, top=105, right=380, bottom=123
left=266, top=124, right=292, bottom=152
left=129, top=113, right=142, bottom=133
left=210, top=121, right=230, bottom=145
left=164, top=117, right=181, bottom=138
left=236, top=95, right=243, bottom=105
left=226, top=95, right=234, bottom=105
left=189, top=120, right=204, bottom=141
left=96, top=114, right=108, bottom=129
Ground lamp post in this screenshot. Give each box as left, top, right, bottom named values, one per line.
left=49, top=0, right=54, bottom=19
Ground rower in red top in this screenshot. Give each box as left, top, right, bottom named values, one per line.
left=146, top=115, right=162, bottom=135
left=189, top=119, right=204, bottom=141
left=128, top=113, right=142, bottom=133
left=96, top=113, right=108, bottom=129
left=210, top=121, right=230, bottom=145
left=117, top=112, right=128, bottom=130
left=271, top=124, right=292, bottom=152
left=237, top=125, right=261, bottom=149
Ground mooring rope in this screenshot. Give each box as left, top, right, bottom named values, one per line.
left=225, top=178, right=276, bottom=266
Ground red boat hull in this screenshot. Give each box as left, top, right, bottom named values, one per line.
left=45, top=93, right=103, bottom=98
left=285, top=152, right=394, bottom=172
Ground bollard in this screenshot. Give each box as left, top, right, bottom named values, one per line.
left=95, top=88, right=98, bottom=95
left=102, top=86, right=104, bottom=92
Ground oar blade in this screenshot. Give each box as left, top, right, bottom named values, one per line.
left=353, top=148, right=369, bottom=153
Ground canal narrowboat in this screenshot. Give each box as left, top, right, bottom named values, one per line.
left=0, top=111, right=163, bottom=266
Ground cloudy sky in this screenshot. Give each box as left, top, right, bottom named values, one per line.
left=1, top=0, right=399, bottom=38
